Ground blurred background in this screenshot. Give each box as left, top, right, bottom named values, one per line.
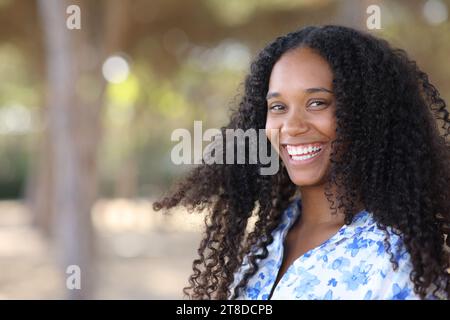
left=0, top=0, right=448, bottom=299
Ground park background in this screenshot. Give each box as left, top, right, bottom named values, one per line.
left=0, top=0, right=449, bottom=299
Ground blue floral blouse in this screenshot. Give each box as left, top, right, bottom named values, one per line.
left=231, top=198, right=445, bottom=300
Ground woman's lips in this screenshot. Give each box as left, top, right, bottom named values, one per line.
left=282, top=142, right=326, bottom=165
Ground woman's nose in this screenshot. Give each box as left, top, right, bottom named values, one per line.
left=282, top=110, right=309, bottom=136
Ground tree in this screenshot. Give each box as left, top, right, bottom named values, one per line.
left=37, top=0, right=128, bottom=299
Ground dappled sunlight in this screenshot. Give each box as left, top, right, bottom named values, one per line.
left=92, top=198, right=205, bottom=233
left=0, top=200, right=202, bottom=299
left=1, top=0, right=449, bottom=300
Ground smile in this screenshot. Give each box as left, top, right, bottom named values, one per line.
left=283, top=143, right=324, bottom=162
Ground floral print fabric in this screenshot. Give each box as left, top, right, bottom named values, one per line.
left=231, top=198, right=443, bottom=300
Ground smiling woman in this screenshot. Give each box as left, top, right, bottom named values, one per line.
left=266, top=47, right=337, bottom=188
left=153, top=25, right=450, bottom=300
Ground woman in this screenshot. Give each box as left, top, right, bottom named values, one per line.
left=153, top=25, right=450, bottom=300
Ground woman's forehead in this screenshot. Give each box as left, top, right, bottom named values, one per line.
left=268, top=47, right=333, bottom=93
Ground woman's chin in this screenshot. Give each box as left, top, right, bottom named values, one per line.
left=285, top=170, right=326, bottom=187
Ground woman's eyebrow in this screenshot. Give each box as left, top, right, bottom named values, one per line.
left=266, top=92, right=280, bottom=100
left=266, top=87, right=333, bottom=100
left=304, top=87, right=333, bottom=94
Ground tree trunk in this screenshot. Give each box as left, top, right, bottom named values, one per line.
left=37, top=0, right=129, bottom=299
left=37, top=0, right=95, bottom=299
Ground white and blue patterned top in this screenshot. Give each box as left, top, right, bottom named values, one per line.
left=231, top=198, right=444, bottom=300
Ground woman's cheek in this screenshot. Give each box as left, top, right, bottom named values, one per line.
left=265, top=122, right=281, bottom=156
left=265, top=118, right=277, bottom=138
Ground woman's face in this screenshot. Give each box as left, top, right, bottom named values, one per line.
left=265, top=47, right=337, bottom=187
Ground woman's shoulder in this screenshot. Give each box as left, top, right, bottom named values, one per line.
left=341, top=210, right=412, bottom=277
left=341, top=211, right=446, bottom=300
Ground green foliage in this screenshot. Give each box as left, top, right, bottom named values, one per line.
left=1, top=0, right=450, bottom=198
left=0, top=136, right=30, bottom=199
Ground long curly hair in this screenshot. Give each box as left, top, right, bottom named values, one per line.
left=153, top=25, right=450, bottom=300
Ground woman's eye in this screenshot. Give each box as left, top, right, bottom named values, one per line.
left=269, top=104, right=285, bottom=111
left=308, top=100, right=327, bottom=108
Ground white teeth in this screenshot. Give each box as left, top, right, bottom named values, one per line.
left=291, top=152, right=320, bottom=161
left=286, top=144, right=323, bottom=156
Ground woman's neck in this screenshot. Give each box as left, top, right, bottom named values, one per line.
left=297, top=184, right=346, bottom=228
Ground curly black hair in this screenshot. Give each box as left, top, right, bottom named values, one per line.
left=153, top=25, right=450, bottom=300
